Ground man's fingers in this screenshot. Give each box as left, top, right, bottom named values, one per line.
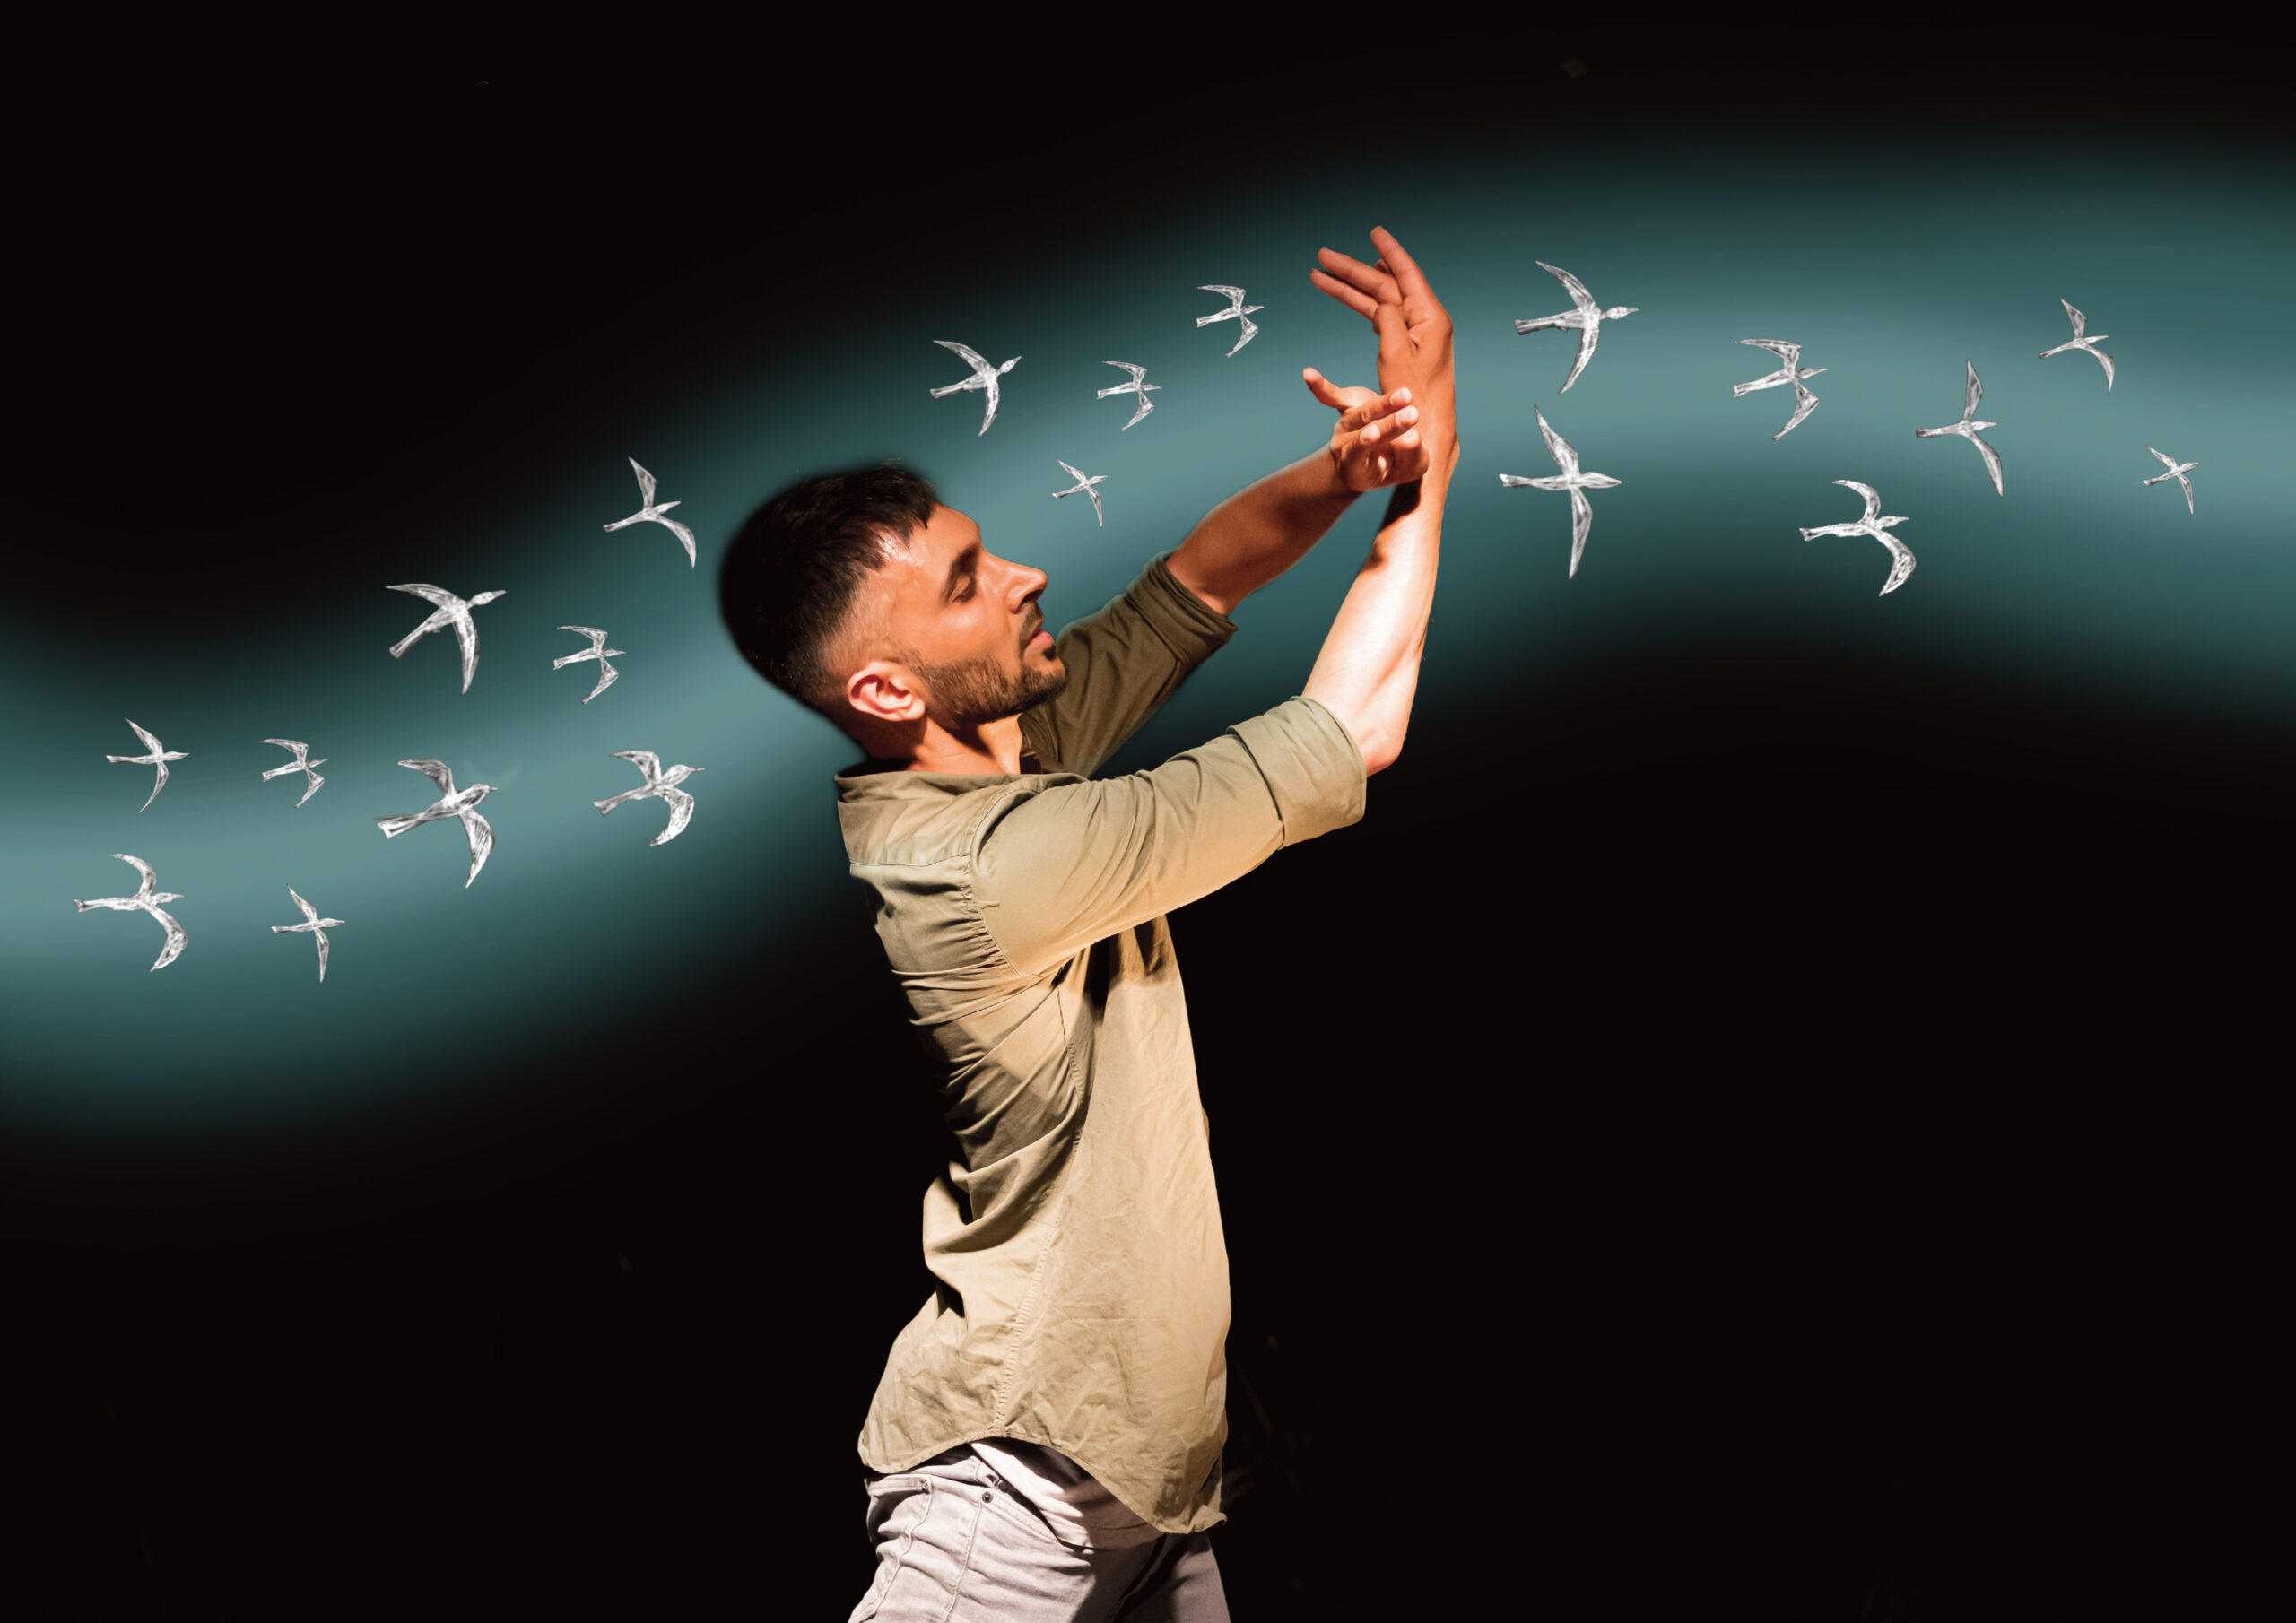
left=1309, top=267, right=1380, bottom=320
left=1316, top=246, right=1402, bottom=305
left=1301, top=367, right=1352, bottom=408
left=1368, top=227, right=1433, bottom=302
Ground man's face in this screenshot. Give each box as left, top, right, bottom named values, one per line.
left=859, top=504, right=1067, bottom=726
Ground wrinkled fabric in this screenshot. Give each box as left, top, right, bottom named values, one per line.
left=837, top=552, right=1366, bottom=1535
left=848, top=1447, right=1230, bottom=1623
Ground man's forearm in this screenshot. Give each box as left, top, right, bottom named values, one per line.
left=1165, top=450, right=1357, bottom=619
left=1301, top=453, right=1452, bottom=776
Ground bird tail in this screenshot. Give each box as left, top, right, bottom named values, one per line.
left=594, top=792, right=634, bottom=817
left=927, top=382, right=969, bottom=400
left=1798, top=528, right=1822, bottom=542
left=1913, top=428, right=1945, bottom=438
left=73, top=899, right=97, bottom=912
left=376, top=814, right=423, bottom=838
left=387, top=630, right=422, bottom=660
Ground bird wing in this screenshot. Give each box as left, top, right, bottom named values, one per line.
left=661, top=517, right=698, bottom=566
left=1972, top=433, right=2004, bottom=497
left=1739, top=338, right=1799, bottom=366
left=2178, top=472, right=2196, bottom=514
left=1086, top=483, right=1104, bottom=526
left=387, top=583, right=457, bottom=610
left=261, top=738, right=307, bottom=757
left=585, top=664, right=618, bottom=703
left=1228, top=314, right=1257, bottom=356
left=126, top=718, right=166, bottom=755
left=461, top=808, right=494, bottom=888
left=935, top=339, right=990, bottom=372
left=561, top=626, right=610, bottom=645
left=2093, top=347, right=2116, bottom=391
left=1535, top=408, right=1578, bottom=473
left=628, top=457, right=657, bottom=507
left=2059, top=298, right=2085, bottom=338
left=1837, top=480, right=1883, bottom=522
left=613, top=749, right=665, bottom=782
left=650, top=786, right=697, bottom=846
left=313, top=925, right=330, bottom=984
left=1878, top=537, right=1917, bottom=597
left=1567, top=486, right=1593, bottom=579
left=1539, top=261, right=1598, bottom=314
left=1776, top=380, right=1821, bottom=439
left=1124, top=395, right=1153, bottom=429
left=2147, top=446, right=2177, bottom=471
left=453, top=611, right=481, bottom=693
left=149, top=907, right=188, bottom=972
left=296, top=768, right=324, bottom=807
left=138, top=760, right=169, bottom=812
left=1963, top=360, right=1983, bottom=421
left=1057, top=460, right=1087, bottom=482
left=1560, top=323, right=1598, bottom=393
left=288, top=886, right=319, bottom=924
left=1105, top=360, right=1146, bottom=382
left=1199, top=284, right=1246, bottom=301
left=115, top=853, right=158, bottom=896
left=400, top=758, right=458, bottom=795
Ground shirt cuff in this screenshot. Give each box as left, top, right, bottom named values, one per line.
left=1227, top=695, right=1366, bottom=846
left=1130, top=551, right=1239, bottom=669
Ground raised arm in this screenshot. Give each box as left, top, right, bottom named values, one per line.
left=1299, top=229, right=1457, bottom=777
left=1167, top=258, right=1435, bottom=619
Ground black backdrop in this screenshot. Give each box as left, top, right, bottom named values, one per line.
left=8, top=19, right=2283, bottom=1620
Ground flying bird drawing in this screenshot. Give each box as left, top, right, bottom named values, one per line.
left=2141, top=447, right=2199, bottom=514
left=1733, top=339, right=1826, bottom=439
left=386, top=583, right=507, bottom=695
left=593, top=751, right=703, bottom=846
left=552, top=625, right=625, bottom=703
left=604, top=458, right=698, bottom=567
left=1196, top=284, right=1264, bottom=356
left=260, top=738, right=327, bottom=807
left=929, top=340, right=1021, bottom=435
left=105, top=719, right=187, bottom=812
left=269, top=886, right=346, bottom=983
left=1498, top=407, right=1622, bottom=579
left=375, top=758, right=500, bottom=888
left=1799, top=480, right=1917, bottom=596
left=1051, top=460, right=1108, bottom=526
left=2039, top=299, right=2116, bottom=391
left=1096, top=361, right=1161, bottom=430
left=1915, top=361, right=2005, bottom=495
left=1513, top=261, right=1638, bottom=393
left=74, top=853, right=188, bottom=972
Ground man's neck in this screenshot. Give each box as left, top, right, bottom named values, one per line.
left=902, top=714, right=1026, bottom=775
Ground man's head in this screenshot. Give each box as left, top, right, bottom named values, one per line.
left=721, top=464, right=1068, bottom=748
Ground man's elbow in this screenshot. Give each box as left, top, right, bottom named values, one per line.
left=1357, top=730, right=1403, bottom=777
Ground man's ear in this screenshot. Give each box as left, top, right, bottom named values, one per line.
left=847, top=659, right=926, bottom=725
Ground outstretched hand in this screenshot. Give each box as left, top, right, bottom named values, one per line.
left=1309, top=227, right=1458, bottom=476
left=1306, top=371, right=1427, bottom=492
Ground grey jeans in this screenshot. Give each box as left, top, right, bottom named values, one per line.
left=848, top=1448, right=1231, bottom=1622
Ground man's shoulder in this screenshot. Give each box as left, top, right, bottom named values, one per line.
left=836, top=766, right=1079, bottom=872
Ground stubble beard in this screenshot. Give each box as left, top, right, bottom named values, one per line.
left=912, top=644, right=1069, bottom=727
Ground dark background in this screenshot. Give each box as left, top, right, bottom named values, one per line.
left=8, top=19, right=2283, bottom=1620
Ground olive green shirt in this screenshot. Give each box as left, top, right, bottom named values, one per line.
left=837, top=551, right=1367, bottom=1534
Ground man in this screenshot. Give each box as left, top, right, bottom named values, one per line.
left=720, top=230, right=1455, bottom=1620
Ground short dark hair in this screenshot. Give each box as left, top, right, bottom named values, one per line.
left=719, top=464, right=939, bottom=716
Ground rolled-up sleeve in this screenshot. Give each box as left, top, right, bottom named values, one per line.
left=978, top=696, right=1366, bottom=973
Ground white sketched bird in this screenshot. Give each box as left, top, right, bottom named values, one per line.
left=1097, top=361, right=1161, bottom=430
left=2039, top=299, right=2115, bottom=392
left=1514, top=261, right=1639, bottom=394
left=375, top=758, right=500, bottom=888
left=1499, top=407, right=1622, bottom=579
left=386, top=583, right=507, bottom=695
left=2142, top=447, right=2200, bottom=514
left=1052, top=460, right=1108, bottom=527
left=1196, top=284, right=1264, bottom=356
left=269, top=886, right=345, bottom=984
left=260, top=738, right=328, bottom=807
left=604, top=458, right=698, bottom=567
left=929, top=340, right=1021, bottom=436
left=106, top=719, right=187, bottom=812
left=1733, top=339, right=1826, bottom=439
left=593, top=751, right=703, bottom=846
left=1915, top=361, right=2005, bottom=496
left=553, top=625, right=625, bottom=703
left=74, top=853, right=188, bottom=972
left=1799, top=480, right=1916, bottom=596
